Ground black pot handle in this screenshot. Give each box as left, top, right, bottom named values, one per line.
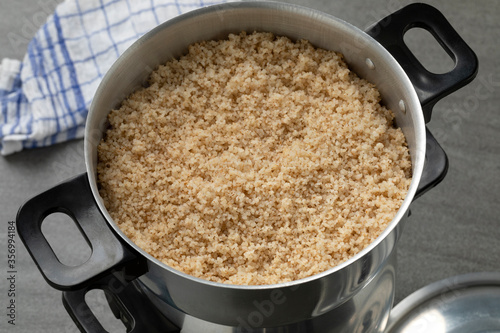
left=62, top=276, right=180, bottom=333
left=366, top=2, right=478, bottom=123
left=16, top=173, right=146, bottom=291
left=366, top=3, right=478, bottom=198
left=415, top=128, right=449, bottom=198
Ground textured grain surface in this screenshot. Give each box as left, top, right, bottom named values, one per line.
left=97, top=32, right=411, bottom=285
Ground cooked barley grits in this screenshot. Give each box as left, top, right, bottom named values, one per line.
left=97, top=31, right=412, bottom=285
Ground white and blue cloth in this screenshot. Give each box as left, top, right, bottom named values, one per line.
left=0, top=0, right=229, bottom=155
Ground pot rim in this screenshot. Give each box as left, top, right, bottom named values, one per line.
left=84, top=0, right=425, bottom=290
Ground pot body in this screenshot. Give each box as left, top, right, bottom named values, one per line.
left=139, top=248, right=397, bottom=333
left=85, top=1, right=424, bottom=329
left=16, top=2, right=478, bottom=333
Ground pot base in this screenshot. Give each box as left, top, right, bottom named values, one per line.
left=115, top=251, right=396, bottom=333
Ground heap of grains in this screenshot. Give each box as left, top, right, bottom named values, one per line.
left=97, top=32, right=412, bottom=285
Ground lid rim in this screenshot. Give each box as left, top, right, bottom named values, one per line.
left=387, top=272, right=500, bottom=332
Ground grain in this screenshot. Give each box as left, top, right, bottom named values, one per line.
left=97, top=31, right=412, bottom=285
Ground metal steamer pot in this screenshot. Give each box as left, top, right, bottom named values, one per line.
left=16, top=2, right=478, bottom=333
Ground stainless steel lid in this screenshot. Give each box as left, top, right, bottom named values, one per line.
left=386, top=272, right=500, bottom=333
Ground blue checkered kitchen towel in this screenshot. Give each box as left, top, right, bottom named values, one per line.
left=0, top=0, right=230, bottom=155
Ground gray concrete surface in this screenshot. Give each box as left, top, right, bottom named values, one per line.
left=0, top=0, right=499, bottom=332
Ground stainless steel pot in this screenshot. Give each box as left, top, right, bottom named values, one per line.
left=16, top=2, right=478, bottom=333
